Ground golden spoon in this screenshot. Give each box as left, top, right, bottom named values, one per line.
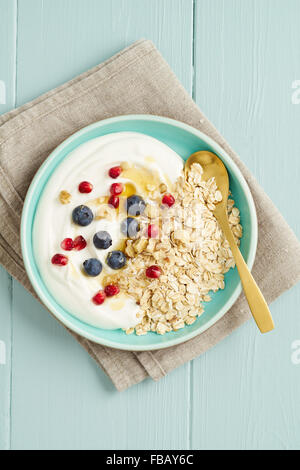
left=185, top=151, right=274, bottom=333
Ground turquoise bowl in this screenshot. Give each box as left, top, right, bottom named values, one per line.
left=21, top=115, right=257, bottom=351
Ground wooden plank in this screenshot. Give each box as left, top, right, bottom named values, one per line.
left=11, top=0, right=193, bottom=450
left=192, top=0, right=300, bottom=449
left=0, top=0, right=17, bottom=114
left=0, top=0, right=17, bottom=450
left=16, top=0, right=193, bottom=104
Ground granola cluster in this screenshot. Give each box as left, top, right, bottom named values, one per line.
left=59, top=190, right=71, bottom=205
left=105, top=163, right=243, bottom=335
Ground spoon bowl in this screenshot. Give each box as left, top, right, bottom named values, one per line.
left=185, top=150, right=229, bottom=212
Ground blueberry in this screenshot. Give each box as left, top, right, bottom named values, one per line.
left=121, top=217, right=140, bottom=239
left=83, top=258, right=102, bottom=277
left=126, top=195, right=146, bottom=216
left=106, top=251, right=127, bottom=270
left=93, top=231, right=112, bottom=250
left=72, top=205, right=94, bottom=227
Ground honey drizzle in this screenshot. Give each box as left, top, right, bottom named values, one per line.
left=81, top=162, right=174, bottom=293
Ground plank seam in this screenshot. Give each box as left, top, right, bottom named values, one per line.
left=13, top=0, right=18, bottom=108
left=188, top=0, right=197, bottom=451
left=192, top=0, right=197, bottom=102
left=9, top=0, right=18, bottom=450
left=8, top=277, right=13, bottom=450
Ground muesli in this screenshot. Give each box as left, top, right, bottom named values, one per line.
left=108, top=163, right=242, bottom=335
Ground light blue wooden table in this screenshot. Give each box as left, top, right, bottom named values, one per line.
left=1, top=0, right=300, bottom=450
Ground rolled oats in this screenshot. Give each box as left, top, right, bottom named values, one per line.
left=113, top=163, right=242, bottom=336
left=95, top=204, right=114, bottom=220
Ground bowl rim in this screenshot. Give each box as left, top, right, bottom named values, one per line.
left=21, top=114, right=258, bottom=351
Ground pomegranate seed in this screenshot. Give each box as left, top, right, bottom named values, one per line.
left=110, top=183, right=123, bottom=196
left=104, top=285, right=120, bottom=297
left=51, top=254, right=68, bottom=266
left=146, top=265, right=162, bottom=279
left=108, top=195, right=120, bottom=209
left=148, top=224, right=159, bottom=238
left=109, top=166, right=122, bottom=179
left=92, top=291, right=106, bottom=305
left=79, top=181, right=93, bottom=194
left=162, top=193, right=175, bottom=207
left=60, top=238, right=74, bottom=251
left=73, top=235, right=87, bottom=251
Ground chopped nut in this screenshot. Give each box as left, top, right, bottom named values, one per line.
left=59, top=190, right=71, bottom=204
left=159, top=183, right=167, bottom=193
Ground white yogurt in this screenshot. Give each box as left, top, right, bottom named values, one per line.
left=33, top=132, right=183, bottom=329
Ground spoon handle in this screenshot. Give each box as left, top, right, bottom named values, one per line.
left=216, top=212, right=274, bottom=333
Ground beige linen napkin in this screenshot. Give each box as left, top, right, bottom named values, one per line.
left=1, top=40, right=300, bottom=391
